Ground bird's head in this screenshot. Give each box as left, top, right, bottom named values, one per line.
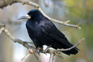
left=18, top=9, right=43, bottom=20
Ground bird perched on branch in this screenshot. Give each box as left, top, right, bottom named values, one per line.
left=19, top=9, right=79, bottom=55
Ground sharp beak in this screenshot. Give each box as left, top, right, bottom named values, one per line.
left=18, top=15, right=31, bottom=20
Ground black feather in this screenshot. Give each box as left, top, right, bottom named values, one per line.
left=26, top=9, right=79, bottom=55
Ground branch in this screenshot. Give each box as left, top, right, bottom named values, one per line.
left=25, top=1, right=81, bottom=29
left=38, top=8, right=81, bottom=29
left=44, top=38, right=85, bottom=53
left=0, top=27, right=5, bottom=34
left=43, top=38, right=85, bottom=61
left=0, top=0, right=81, bottom=29
left=0, top=23, right=41, bottom=62
left=0, top=22, right=84, bottom=62
left=21, top=48, right=41, bottom=62
left=33, top=52, right=41, bottom=62
left=49, top=53, right=55, bottom=62
left=0, top=24, right=32, bottom=49
left=57, top=38, right=85, bottom=51
left=0, top=0, right=84, bottom=62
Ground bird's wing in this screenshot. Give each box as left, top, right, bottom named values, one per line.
left=40, top=21, right=74, bottom=48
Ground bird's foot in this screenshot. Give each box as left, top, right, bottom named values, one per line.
left=43, top=45, right=51, bottom=54
left=36, top=47, right=43, bottom=55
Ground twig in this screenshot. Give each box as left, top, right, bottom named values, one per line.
left=33, top=53, right=41, bottom=62
left=26, top=1, right=81, bottom=29
left=0, top=23, right=41, bottom=62
left=0, top=0, right=81, bottom=29
left=48, top=38, right=85, bottom=62
left=2, top=26, right=34, bottom=49
left=0, top=22, right=84, bottom=62
left=4, top=27, right=15, bottom=40
left=0, top=27, right=5, bottom=34
left=29, top=48, right=41, bottom=62
left=21, top=53, right=30, bottom=61
left=57, top=38, right=85, bottom=51
left=21, top=48, right=35, bottom=62
left=49, top=53, right=55, bottom=62
left=43, top=38, right=85, bottom=55
left=0, top=1, right=84, bottom=61
left=38, top=8, right=81, bottom=29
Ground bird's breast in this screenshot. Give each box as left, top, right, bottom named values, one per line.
left=26, top=21, right=43, bottom=36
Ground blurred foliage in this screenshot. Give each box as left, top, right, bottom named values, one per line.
left=65, top=0, right=93, bottom=23
left=65, top=0, right=93, bottom=47
left=41, top=0, right=93, bottom=62
left=61, top=0, right=93, bottom=62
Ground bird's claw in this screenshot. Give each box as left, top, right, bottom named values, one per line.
left=36, top=47, right=43, bottom=55
left=43, top=50, right=47, bottom=55
left=43, top=45, right=51, bottom=54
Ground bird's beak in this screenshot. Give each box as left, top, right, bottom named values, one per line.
left=18, top=15, right=31, bottom=20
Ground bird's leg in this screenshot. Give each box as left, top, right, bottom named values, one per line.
left=38, top=47, right=43, bottom=52
left=43, top=45, right=51, bottom=54
left=36, top=47, right=43, bottom=55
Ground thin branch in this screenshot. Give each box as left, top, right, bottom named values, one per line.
left=42, top=38, right=85, bottom=61
left=1, top=26, right=34, bottom=49
left=0, top=22, right=84, bottom=62
left=46, top=38, right=85, bottom=62
left=38, top=8, right=81, bottom=29
left=29, top=48, right=41, bottom=62
left=33, top=53, right=41, bottom=62
left=0, top=0, right=84, bottom=62
left=0, top=23, right=40, bottom=62
left=57, top=38, right=85, bottom=51
left=26, top=1, right=81, bottom=29
left=0, top=27, right=4, bottom=34
left=0, top=0, right=81, bottom=29
left=21, top=48, right=38, bottom=62
left=49, top=53, right=55, bottom=62
left=21, top=53, right=30, bottom=61
left=43, top=38, right=85, bottom=54
left=4, top=27, right=15, bottom=40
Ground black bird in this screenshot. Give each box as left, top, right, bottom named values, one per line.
left=19, top=9, right=78, bottom=55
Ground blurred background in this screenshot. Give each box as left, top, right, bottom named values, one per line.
left=0, top=0, right=93, bottom=62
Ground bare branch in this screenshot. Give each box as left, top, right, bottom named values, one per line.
left=0, top=0, right=18, bottom=8
left=21, top=48, right=40, bottom=62
left=43, top=38, right=85, bottom=54
left=0, top=24, right=34, bottom=49
left=0, top=0, right=84, bottom=62
left=0, top=27, right=4, bottom=34
left=57, top=38, right=85, bottom=51
left=0, top=0, right=81, bottom=29
left=38, top=8, right=81, bottom=29
left=33, top=53, right=41, bottom=62
left=49, top=53, right=55, bottom=62
left=21, top=53, right=30, bottom=61
left=25, top=1, right=81, bottom=29
left=0, top=22, right=84, bottom=62
left=45, top=38, right=85, bottom=62
left=0, top=23, right=41, bottom=62
left=0, top=23, right=32, bottom=49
